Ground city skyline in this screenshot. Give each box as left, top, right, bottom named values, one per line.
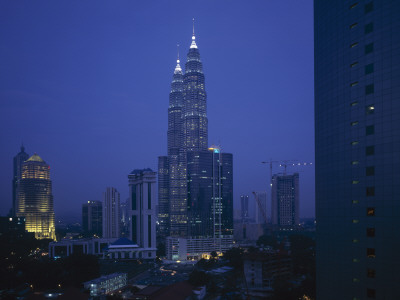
left=0, top=1, right=314, bottom=220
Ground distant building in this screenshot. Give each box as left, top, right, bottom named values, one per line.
left=82, top=200, right=102, bottom=237
left=84, top=273, right=127, bottom=297
left=240, top=195, right=249, bottom=223
left=16, top=153, right=55, bottom=240
left=254, top=191, right=267, bottom=224
left=271, top=173, right=299, bottom=228
left=12, top=145, right=29, bottom=217
left=102, top=187, right=120, bottom=239
left=158, top=29, right=234, bottom=260
left=128, top=168, right=157, bottom=259
left=49, top=237, right=113, bottom=257
left=166, top=235, right=234, bottom=261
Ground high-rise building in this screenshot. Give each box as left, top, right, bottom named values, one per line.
left=158, top=26, right=234, bottom=259
left=254, top=191, right=267, bottom=224
left=128, top=168, right=156, bottom=259
left=186, top=147, right=233, bottom=238
left=102, top=187, right=120, bottom=239
left=315, top=1, right=400, bottom=298
left=271, top=173, right=299, bottom=228
left=82, top=200, right=102, bottom=237
left=12, top=145, right=29, bottom=217
left=16, top=153, right=55, bottom=240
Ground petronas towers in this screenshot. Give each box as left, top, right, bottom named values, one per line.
left=158, top=26, right=233, bottom=252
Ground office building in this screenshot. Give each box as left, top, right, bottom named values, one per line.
left=82, top=200, right=102, bottom=237
left=102, top=187, right=120, bottom=239
left=158, top=26, right=234, bottom=259
left=271, top=173, right=299, bottom=228
left=128, top=168, right=157, bottom=259
left=12, top=145, right=29, bottom=217
left=315, top=1, right=400, bottom=298
left=16, top=153, right=55, bottom=240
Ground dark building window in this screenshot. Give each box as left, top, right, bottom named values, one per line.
left=367, top=288, right=376, bottom=298
left=365, top=2, right=374, bottom=13
left=148, top=183, right=151, bottom=209
left=366, top=105, right=375, bottom=114
left=148, top=215, right=152, bottom=247
left=366, top=187, right=375, bottom=196
left=367, top=207, right=375, bottom=216
left=365, top=22, right=374, bottom=34
left=366, top=125, right=375, bottom=135
left=367, top=269, right=376, bottom=278
left=367, top=248, right=376, bottom=258
left=366, top=146, right=375, bottom=156
left=365, top=43, right=374, bottom=54
left=365, top=63, right=374, bottom=74
left=132, top=216, right=137, bottom=243
left=131, top=185, right=136, bottom=210
left=366, top=84, right=374, bottom=95
left=367, top=228, right=375, bottom=237
left=366, top=166, right=375, bottom=176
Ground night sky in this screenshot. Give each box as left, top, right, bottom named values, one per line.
left=0, top=1, right=314, bottom=221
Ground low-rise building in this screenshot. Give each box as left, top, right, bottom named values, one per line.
left=84, top=273, right=127, bottom=297
left=243, top=250, right=292, bottom=295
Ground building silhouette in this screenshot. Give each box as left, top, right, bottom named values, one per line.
left=82, top=200, right=102, bottom=237
left=158, top=26, right=233, bottom=259
left=102, top=187, right=120, bottom=239
left=16, top=153, right=55, bottom=240
left=315, top=1, right=400, bottom=298
left=12, top=145, right=29, bottom=217
left=254, top=191, right=267, bottom=224
left=271, top=173, right=299, bottom=228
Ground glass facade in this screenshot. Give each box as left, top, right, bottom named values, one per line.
left=315, top=1, right=400, bottom=298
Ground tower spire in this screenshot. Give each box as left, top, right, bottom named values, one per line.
left=190, top=18, right=198, bottom=49
left=174, top=43, right=182, bottom=74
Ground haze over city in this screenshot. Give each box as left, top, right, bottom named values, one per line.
left=0, top=1, right=314, bottom=220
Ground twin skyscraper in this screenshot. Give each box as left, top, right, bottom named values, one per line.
left=158, top=25, right=233, bottom=260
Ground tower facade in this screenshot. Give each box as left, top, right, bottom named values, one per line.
left=158, top=26, right=234, bottom=259
left=271, top=173, right=299, bottom=227
left=82, top=200, right=102, bottom=237
left=128, top=168, right=156, bottom=258
left=102, top=187, right=120, bottom=239
left=17, top=153, right=55, bottom=240
left=12, top=145, right=29, bottom=217
left=315, top=1, right=400, bottom=298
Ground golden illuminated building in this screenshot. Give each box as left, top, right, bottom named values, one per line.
left=17, top=153, right=55, bottom=240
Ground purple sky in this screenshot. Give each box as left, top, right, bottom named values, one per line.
left=0, top=0, right=314, bottom=221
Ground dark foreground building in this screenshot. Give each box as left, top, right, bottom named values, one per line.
left=315, top=1, right=400, bottom=299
